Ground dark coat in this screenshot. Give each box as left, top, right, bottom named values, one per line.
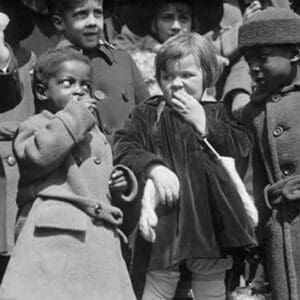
left=56, top=39, right=150, bottom=144
left=242, top=81, right=300, bottom=300
left=0, top=100, right=137, bottom=299
left=113, top=96, right=256, bottom=271
left=0, top=47, right=35, bottom=254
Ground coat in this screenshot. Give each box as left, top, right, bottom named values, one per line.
left=113, top=96, right=257, bottom=271
left=242, top=81, right=300, bottom=300
left=0, top=100, right=137, bottom=300
left=56, top=38, right=150, bottom=144
left=0, top=46, right=35, bottom=255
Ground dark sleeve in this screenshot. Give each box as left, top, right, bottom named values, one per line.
left=113, top=105, right=165, bottom=180
left=203, top=102, right=253, bottom=159
left=0, top=45, right=22, bottom=113
left=129, top=55, right=150, bottom=105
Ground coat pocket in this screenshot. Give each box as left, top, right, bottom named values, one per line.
left=35, top=199, right=87, bottom=232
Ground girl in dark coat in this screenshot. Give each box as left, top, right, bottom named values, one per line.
left=114, top=32, right=257, bottom=300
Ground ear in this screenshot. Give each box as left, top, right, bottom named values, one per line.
left=52, top=14, right=64, bottom=32
left=290, top=48, right=300, bottom=63
left=35, top=84, right=48, bottom=102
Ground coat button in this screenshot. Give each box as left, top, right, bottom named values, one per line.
left=282, top=164, right=295, bottom=176
left=93, top=157, right=102, bottom=164
left=94, top=90, right=106, bottom=101
left=271, top=94, right=281, bottom=102
left=273, top=126, right=284, bottom=137
left=6, top=155, right=16, bottom=166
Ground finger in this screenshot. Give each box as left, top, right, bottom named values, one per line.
left=110, top=181, right=128, bottom=192
left=164, top=187, right=174, bottom=207
left=110, top=176, right=127, bottom=186
left=111, top=170, right=124, bottom=179
left=171, top=98, right=185, bottom=110
left=157, top=186, right=166, bottom=205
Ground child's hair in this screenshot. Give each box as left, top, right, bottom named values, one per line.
left=238, top=7, right=300, bottom=51
left=49, top=0, right=112, bottom=17
left=32, top=47, right=92, bottom=112
left=155, top=32, right=219, bottom=89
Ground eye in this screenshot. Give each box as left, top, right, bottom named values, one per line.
left=179, top=14, right=191, bottom=23
left=94, top=8, right=103, bottom=18
left=160, top=13, right=174, bottom=22
left=60, top=79, right=72, bottom=88
left=161, top=74, right=173, bottom=81
left=74, top=9, right=88, bottom=19
left=182, top=72, right=193, bottom=79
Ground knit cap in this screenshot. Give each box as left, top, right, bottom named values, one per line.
left=238, top=7, right=300, bottom=50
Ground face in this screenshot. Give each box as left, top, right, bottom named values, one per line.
left=42, top=60, right=92, bottom=113
left=244, top=46, right=296, bottom=95
left=154, top=2, right=192, bottom=43
left=56, top=0, right=104, bottom=50
left=160, top=54, right=204, bottom=103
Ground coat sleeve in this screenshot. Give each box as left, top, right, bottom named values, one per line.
left=129, top=55, right=150, bottom=105
left=203, top=102, right=253, bottom=159
left=113, top=105, right=165, bottom=181
left=14, top=100, right=96, bottom=183
left=0, top=44, right=22, bottom=113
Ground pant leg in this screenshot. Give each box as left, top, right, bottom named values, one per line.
left=186, top=257, right=233, bottom=300
left=141, top=269, right=180, bottom=300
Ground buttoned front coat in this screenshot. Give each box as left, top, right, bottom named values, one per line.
left=242, top=82, right=300, bottom=300
left=0, top=100, right=136, bottom=300
left=114, top=96, right=257, bottom=271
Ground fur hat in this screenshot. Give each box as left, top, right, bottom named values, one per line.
left=114, top=0, right=224, bottom=36
left=238, top=7, right=300, bottom=50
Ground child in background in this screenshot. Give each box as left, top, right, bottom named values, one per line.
left=113, top=32, right=257, bottom=300
left=238, top=7, right=300, bottom=300
left=0, top=47, right=137, bottom=300
left=49, top=0, right=149, bottom=144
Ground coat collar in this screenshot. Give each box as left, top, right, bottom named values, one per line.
left=56, top=38, right=116, bottom=65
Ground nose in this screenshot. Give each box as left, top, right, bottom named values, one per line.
left=86, top=13, right=97, bottom=26
left=171, top=19, right=182, bottom=32
left=171, top=77, right=183, bottom=91
left=72, top=85, right=85, bottom=99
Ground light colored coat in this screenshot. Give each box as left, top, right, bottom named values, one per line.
left=0, top=100, right=136, bottom=300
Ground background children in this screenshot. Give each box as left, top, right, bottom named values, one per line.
left=238, top=7, right=300, bottom=300
left=113, top=32, right=256, bottom=300
left=49, top=0, right=149, bottom=144
left=0, top=47, right=137, bottom=299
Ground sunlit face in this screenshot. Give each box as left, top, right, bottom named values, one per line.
left=57, top=0, right=104, bottom=50
left=244, top=46, right=296, bottom=96
left=43, top=60, right=92, bottom=113
left=160, top=54, right=204, bottom=104
left=153, top=2, right=192, bottom=43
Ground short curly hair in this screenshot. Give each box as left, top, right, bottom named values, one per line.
left=155, top=32, right=220, bottom=89
left=32, top=47, right=92, bottom=112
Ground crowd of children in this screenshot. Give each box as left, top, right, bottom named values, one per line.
left=0, top=0, right=299, bottom=300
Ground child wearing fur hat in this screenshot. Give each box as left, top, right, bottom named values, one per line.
left=0, top=47, right=138, bottom=300
left=114, top=32, right=257, bottom=300
left=238, top=7, right=300, bottom=300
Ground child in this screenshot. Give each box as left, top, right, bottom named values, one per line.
left=238, top=7, right=300, bottom=300
left=48, top=0, right=149, bottom=144
left=113, top=32, right=257, bottom=300
left=0, top=47, right=137, bottom=300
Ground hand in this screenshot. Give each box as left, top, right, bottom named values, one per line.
left=231, top=91, right=250, bottom=121
left=243, top=1, right=262, bottom=22
left=0, top=13, right=10, bottom=69
left=109, top=169, right=129, bottom=193
left=147, top=165, right=180, bottom=207
left=78, top=95, right=97, bottom=113
left=171, top=89, right=207, bottom=135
